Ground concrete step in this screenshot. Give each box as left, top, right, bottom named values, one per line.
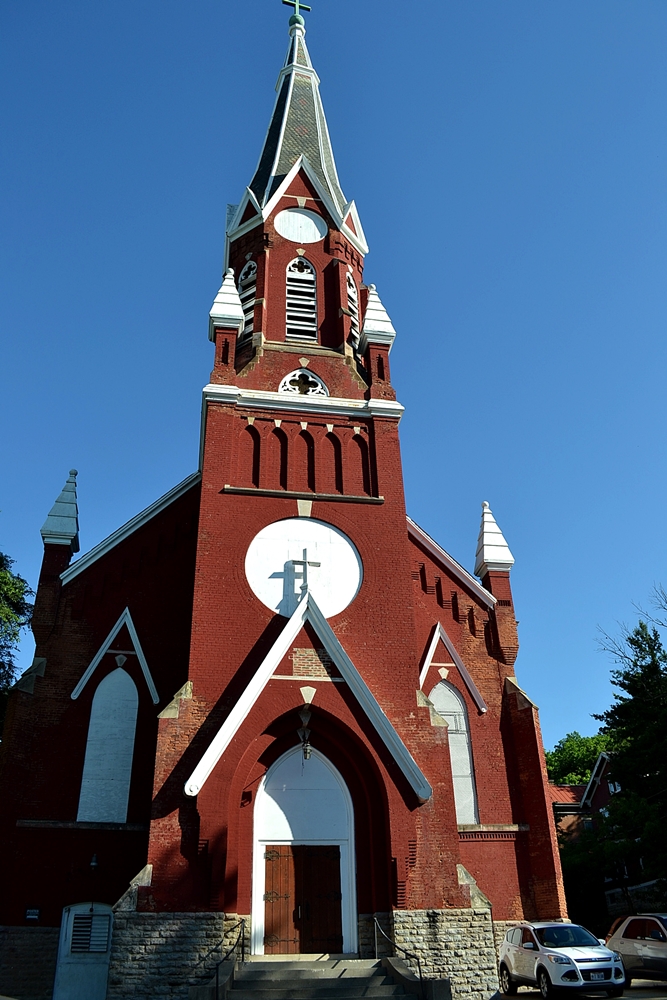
left=230, top=982, right=402, bottom=999
left=236, top=968, right=385, bottom=981
left=241, top=960, right=380, bottom=971
left=231, top=992, right=404, bottom=1000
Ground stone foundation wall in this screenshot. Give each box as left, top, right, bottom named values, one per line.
left=392, top=908, right=499, bottom=1000
left=492, top=921, right=523, bottom=958
left=357, top=913, right=392, bottom=959
left=107, top=913, right=231, bottom=1000
left=0, top=926, right=59, bottom=1000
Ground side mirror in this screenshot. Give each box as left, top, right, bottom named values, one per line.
left=523, top=942, right=536, bottom=950
left=598, top=939, right=606, bottom=946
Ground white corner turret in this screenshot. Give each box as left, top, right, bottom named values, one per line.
left=41, top=470, right=80, bottom=554
left=209, top=269, right=245, bottom=342
left=474, top=501, right=514, bottom=578
left=359, top=284, right=397, bottom=354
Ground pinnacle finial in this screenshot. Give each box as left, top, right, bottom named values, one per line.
left=41, top=469, right=80, bottom=554
left=208, top=268, right=245, bottom=342
left=474, top=501, right=514, bottom=578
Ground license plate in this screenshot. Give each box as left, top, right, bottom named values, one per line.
left=590, top=973, right=605, bottom=981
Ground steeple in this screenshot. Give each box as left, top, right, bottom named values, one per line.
left=249, top=15, right=346, bottom=214
left=474, top=501, right=514, bottom=578
left=227, top=14, right=367, bottom=257
left=40, top=470, right=80, bottom=554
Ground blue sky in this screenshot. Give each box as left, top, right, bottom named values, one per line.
left=2, top=0, right=667, bottom=749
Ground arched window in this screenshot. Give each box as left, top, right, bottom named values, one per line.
left=346, top=272, right=360, bottom=349
left=429, top=681, right=479, bottom=824
left=238, top=261, right=257, bottom=339
left=77, top=668, right=139, bottom=824
left=286, top=258, right=318, bottom=340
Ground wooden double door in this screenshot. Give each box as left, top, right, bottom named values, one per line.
left=263, top=845, right=343, bottom=954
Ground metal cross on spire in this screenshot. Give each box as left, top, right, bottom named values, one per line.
left=282, top=0, right=312, bottom=18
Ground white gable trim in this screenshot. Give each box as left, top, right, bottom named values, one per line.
left=60, top=472, right=201, bottom=585
left=419, top=622, right=488, bottom=714
left=71, top=608, right=159, bottom=705
left=184, top=592, right=432, bottom=803
left=407, top=517, right=496, bottom=609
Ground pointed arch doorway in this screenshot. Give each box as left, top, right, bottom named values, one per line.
left=251, top=747, right=357, bottom=955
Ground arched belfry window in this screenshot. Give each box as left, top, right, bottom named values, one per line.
left=429, top=681, right=479, bottom=824
left=77, top=668, right=139, bottom=824
left=346, top=272, right=360, bottom=349
left=238, top=261, right=257, bottom=339
left=286, top=257, right=318, bottom=340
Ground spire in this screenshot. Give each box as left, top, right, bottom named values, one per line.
left=209, top=268, right=245, bottom=341
left=41, top=470, right=80, bottom=554
left=249, top=16, right=347, bottom=214
left=359, top=285, right=397, bottom=353
left=474, top=501, right=514, bottom=578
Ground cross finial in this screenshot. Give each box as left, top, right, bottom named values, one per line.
left=282, top=0, right=312, bottom=20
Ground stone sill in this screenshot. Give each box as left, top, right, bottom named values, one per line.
left=17, top=819, right=148, bottom=831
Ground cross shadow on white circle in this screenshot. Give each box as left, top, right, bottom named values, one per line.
left=245, top=518, right=363, bottom=619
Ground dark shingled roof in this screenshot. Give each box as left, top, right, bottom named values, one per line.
left=249, top=22, right=347, bottom=213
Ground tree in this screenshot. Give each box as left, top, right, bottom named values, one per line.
left=554, top=615, right=667, bottom=932
left=545, top=730, right=611, bottom=785
left=595, top=620, right=667, bottom=884
left=0, top=551, right=34, bottom=735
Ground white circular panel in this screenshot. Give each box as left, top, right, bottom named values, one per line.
left=245, top=518, right=362, bottom=619
left=274, top=207, right=328, bottom=244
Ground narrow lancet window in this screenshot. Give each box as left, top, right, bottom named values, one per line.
left=429, top=681, right=479, bottom=824
left=77, top=668, right=139, bottom=824
left=286, top=258, right=318, bottom=340
left=238, top=261, right=257, bottom=339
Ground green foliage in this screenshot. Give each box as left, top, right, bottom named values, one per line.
left=593, top=620, right=667, bottom=883
left=545, top=730, right=611, bottom=785
left=0, top=551, right=34, bottom=734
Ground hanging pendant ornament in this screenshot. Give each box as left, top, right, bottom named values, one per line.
left=297, top=707, right=312, bottom=760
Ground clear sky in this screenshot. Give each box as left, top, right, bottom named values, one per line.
left=2, top=0, right=667, bottom=750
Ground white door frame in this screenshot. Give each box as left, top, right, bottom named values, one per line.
left=251, top=747, right=357, bottom=955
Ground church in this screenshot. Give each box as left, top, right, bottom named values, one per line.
left=0, top=8, right=566, bottom=999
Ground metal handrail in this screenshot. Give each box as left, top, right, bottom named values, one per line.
left=373, top=916, right=425, bottom=1000
left=215, top=918, right=246, bottom=1000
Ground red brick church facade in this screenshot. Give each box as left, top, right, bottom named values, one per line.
left=0, top=9, right=566, bottom=978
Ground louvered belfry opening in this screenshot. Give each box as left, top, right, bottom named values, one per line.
left=346, top=272, right=360, bottom=348
left=286, top=258, right=318, bottom=340
left=238, top=261, right=257, bottom=339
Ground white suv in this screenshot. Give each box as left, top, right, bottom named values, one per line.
left=499, top=922, right=626, bottom=999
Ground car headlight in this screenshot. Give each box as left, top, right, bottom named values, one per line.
left=612, top=953, right=622, bottom=962
left=547, top=955, right=573, bottom=965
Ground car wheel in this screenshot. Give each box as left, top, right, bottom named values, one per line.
left=606, top=989, right=624, bottom=998
left=499, top=964, right=518, bottom=996
left=538, top=969, right=553, bottom=999
left=624, top=976, right=632, bottom=988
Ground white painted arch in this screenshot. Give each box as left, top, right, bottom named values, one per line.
left=252, top=746, right=357, bottom=955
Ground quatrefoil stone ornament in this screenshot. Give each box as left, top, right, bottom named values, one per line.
left=278, top=368, right=328, bottom=396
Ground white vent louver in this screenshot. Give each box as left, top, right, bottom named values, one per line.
left=238, top=261, right=257, bottom=340
left=286, top=258, right=318, bottom=340
left=71, top=913, right=110, bottom=954
left=346, top=273, right=360, bottom=349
